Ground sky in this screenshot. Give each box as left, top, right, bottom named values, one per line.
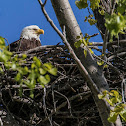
left=0, top=0, right=103, bottom=46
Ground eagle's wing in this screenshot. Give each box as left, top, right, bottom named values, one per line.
left=9, top=39, right=21, bottom=52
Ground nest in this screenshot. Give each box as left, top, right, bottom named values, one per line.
left=0, top=43, right=125, bottom=126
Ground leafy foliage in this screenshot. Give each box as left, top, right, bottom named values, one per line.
left=74, top=34, right=94, bottom=57
left=89, top=0, right=100, bottom=10
left=97, top=60, right=104, bottom=66
left=98, top=90, right=126, bottom=123
left=75, top=0, right=126, bottom=41
left=84, top=15, right=97, bottom=25
left=0, top=37, right=57, bottom=98
left=75, top=0, right=88, bottom=9
left=105, top=13, right=126, bottom=41
left=75, top=0, right=126, bottom=124
left=117, top=0, right=126, bottom=14
left=75, top=0, right=100, bottom=10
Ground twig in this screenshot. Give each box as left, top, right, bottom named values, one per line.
left=89, top=33, right=99, bottom=38
left=54, top=90, right=71, bottom=110
left=121, top=79, right=126, bottom=103
left=89, top=40, right=126, bottom=47
left=43, top=87, right=53, bottom=126
left=89, top=42, right=103, bottom=46
left=111, top=0, right=116, bottom=14
left=18, top=45, right=65, bottom=55
left=52, top=88, right=57, bottom=112
left=0, top=117, right=3, bottom=126
left=108, top=52, right=126, bottom=61
left=100, top=0, right=110, bottom=13
left=102, top=0, right=117, bottom=62
left=38, top=0, right=64, bottom=40
left=38, top=0, right=47, bottom=7
left=43, top=0, right=47, bottom=7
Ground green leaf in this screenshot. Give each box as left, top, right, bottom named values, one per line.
left=90, top=0, right=100, bottom=10
left=98, top=90, right=108, bottom=99
left=108, top=111, right=118, bottom=123
left=120, top=109, right=126, bottom=122
left=118, top=95, right=122, bottom=103
left=24, top=79, right=30, bottom=87
left=43, top=63, right=53, bottom=71
left=0, top=67, right=3, bottom=73
left=4, top=50, right=12, bottom=56
left=19, top=83, right=23, bottom=97
left=84, top=16, right=88, bottom=22
left=102, top=90, right=108, bottom=95
left=113, top=104, right=125, bottom=113
left=31, top=63, right=36, bottom=69
left=84, top=49, right=87, bottom=57
left=88, top=19, right=97, bottom=25
left=117, top=0, right=126, bottom=14
left=105, top=13, right=126, bottom=40
left=109, top=90, right=122, bottom=103
left=103, top=64, right=108, bottom=69
left=30, top=92, right=34, bottom=99
left=76, top=36, right=80, bottom=39
left=48, top=67, right=57, bottom=76
left=29, top=90, right=34, bottom=98
left=23, top=66, right=29, bottom=75
left=97, top=60, right=104, bottom=66
left=98, top=9, right=105, bottom=15
left=15, top=72, right=21, bottom=81
left=22, top=54, right=27, bottom=59
left=110, top=97, right=118, bottom=104
left=39, top=68, right=47, bottom=75
left=105, top=98, right=114, bottom=106
left=33, top=56, right=41, bottom=67
left=74, top=40, right=82, bottom=48
left=45, top=74, right=51, bottom=82
left=89, top=48, right=94, bottom=54
left=75, top=0, right=88, bottom=9
left=0, top=52, right=10, bottom=62
left=0, top=36, right=5, bottom=45
left=88, top=42, right=93, bottom=45
left=11, top=63, right=17, bottom=70
left=83, top=38, right=88, bottom=46
left=13, top=55, right=18, bottom=61
left=110, top=90, right=119, bottom=97
left=39, top=75, right=50, bottom=85
left=98, top=94, right=105, bottom=99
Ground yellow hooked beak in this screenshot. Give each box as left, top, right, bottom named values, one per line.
left=36, top=29, right=44, bottom=35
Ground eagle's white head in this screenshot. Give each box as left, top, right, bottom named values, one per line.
left=20, top=25, right=44, bottom=41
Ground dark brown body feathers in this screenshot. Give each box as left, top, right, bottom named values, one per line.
left=9, top=38, right=41, bottom=52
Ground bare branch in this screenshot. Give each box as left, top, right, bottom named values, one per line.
left=89, top=33, right=99, bottom=38
left=43, top=87, right=53, bottom=126
left=38, top=0, right=47, bottom=7
left=38, top=0, right=64, bottom=40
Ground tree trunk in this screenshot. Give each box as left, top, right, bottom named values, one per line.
left=50, top=0, right=122, bottom=125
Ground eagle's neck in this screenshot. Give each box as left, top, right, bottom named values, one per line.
left=20, top=31, right=40, bottom=41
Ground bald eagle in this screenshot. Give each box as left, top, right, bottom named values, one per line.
left=9, top=25, right=44, bottom=52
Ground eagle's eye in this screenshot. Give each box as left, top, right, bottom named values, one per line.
left=33, top=28, right=37, bottom=30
